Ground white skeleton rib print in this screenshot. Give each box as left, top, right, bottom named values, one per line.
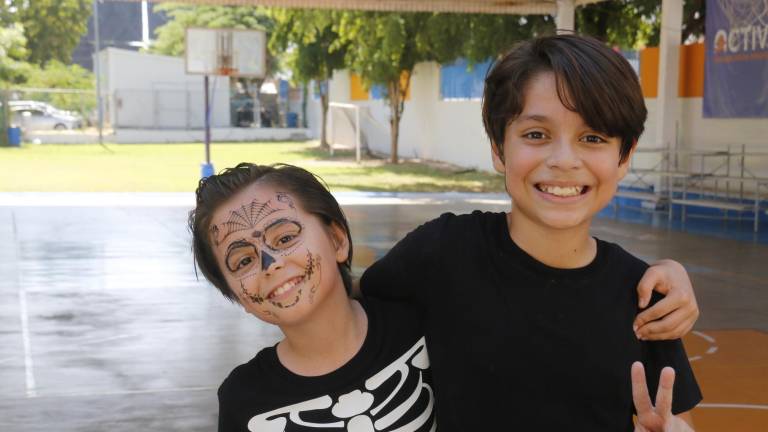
left=247, top=337, right=435, bottom=432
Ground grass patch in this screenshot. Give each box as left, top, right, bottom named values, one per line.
left=0, top=142, right=505, bottom=192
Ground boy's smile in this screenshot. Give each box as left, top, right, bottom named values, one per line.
left=492, top=71, right=633, bottom=238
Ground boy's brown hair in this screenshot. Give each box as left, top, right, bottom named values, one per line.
left=482, top=34, right=647, bottom=164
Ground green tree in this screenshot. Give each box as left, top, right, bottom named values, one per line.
left=336, top=11, right=553, bottom=163
left=25, top=61, right=95, bottom=115
left=269, top=9, right=347, bottom=148
left=13, top=0, right=91, bottom=65
left=576, top=0, right=706, bottom=49
left=336, top=11, right=436, bottom=164
left=0, top=22, right=32, bottom=84
left=424, top=13, right=553, bottom=64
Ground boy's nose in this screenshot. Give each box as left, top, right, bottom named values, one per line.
left=261, top=251, right=281, bottom=273
left=546, top=139, right=581, bottom=170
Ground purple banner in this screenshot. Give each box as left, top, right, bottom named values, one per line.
left=703, top=0, right=768, bottom=118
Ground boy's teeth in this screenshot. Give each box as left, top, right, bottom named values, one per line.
left=271, top=280, right=296, bottom=298
left=539, top=185, right=584, bottom=197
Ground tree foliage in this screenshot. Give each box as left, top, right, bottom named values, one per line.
left=269, top=9, right=347, bottom=147
left=335, top=11, right=434, bottom=162
left=423, top=13, right=553, bottom=64
left=576, top=0, right=706, bottom=49
left=0, top=23, right=31, bottom=83
left=334, top=11, right=554, bottom=163
left=25, top=61, right=96, bottom=114
left=12, top=0, right=91, bottom=65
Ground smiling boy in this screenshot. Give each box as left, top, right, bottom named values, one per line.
left=360, top=34, right=702, bottom=430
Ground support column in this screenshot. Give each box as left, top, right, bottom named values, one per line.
left=656, top=0, right=683, bottom=176
left=555, top=0, right=575, bottom=32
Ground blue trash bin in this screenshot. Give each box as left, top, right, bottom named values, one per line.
left=286, top=112, right=298, bottom=128
left=7, top=127, right=21, bottom=147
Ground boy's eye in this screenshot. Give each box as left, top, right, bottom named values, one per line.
left=225, top=240, right=258, bottom=273
left=581, top=134, right=607, bottom=144
left=523, top=131, right=546, bottom=140
left=265, top=220, right=303, bottom=251
left=278, top=234, right=296, bottom=245
left=237, top=256, right=253, bottom=270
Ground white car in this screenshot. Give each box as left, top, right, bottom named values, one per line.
left=9, top=101, right=83, bottom=130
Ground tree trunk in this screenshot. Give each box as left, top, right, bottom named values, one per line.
left=388, top=80, right=400, bottom=164
left=320, top=89, right=329, bottom=150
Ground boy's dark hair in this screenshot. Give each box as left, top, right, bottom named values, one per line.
left=189, top=163, right=354, bottom=302
left=482, top=34, right=647, bottom=164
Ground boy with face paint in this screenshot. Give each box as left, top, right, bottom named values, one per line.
left=359, top=34, right=702, bottom=431
left=190, top=164, right=436, bottom=432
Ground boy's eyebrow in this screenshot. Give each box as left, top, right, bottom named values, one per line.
left=263, top=217, right=302, bottom=234
left=226, top=239, right=257, bottom=256
left=518, top=114, right=550, bottom=123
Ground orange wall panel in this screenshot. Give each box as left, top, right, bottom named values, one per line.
left=640, top=47, right=659, bottom=98
left=640, top=43, right=705, bottom=99
left=350, top=73, right=369, bottom=101
left=679, top=43, right=705, bottom=97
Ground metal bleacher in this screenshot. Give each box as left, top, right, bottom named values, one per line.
left=616, top=146, right=768, bottom=232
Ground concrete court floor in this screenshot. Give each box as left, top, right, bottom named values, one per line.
left=0, top=192, right=766, bottom=431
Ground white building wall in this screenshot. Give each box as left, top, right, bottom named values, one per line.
left=100, top=48, right=230, bottom=129
left=315, top=62, right=768, bottom=179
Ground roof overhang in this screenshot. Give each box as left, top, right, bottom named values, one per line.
left=114, top=0, right=607, bottom=15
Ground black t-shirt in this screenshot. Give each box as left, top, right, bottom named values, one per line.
left=360, top=211, right=702, bottom=431
left=218, top=298, right=435, bottom=432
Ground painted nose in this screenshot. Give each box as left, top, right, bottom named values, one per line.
left=261, top=251, right=278, bottom=272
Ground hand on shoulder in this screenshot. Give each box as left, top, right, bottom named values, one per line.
left=634, top=259, right=699, bottom=341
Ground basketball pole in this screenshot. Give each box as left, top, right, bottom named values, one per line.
left=201, top=74, right=214, bottom=178
left=92, top=0, right=111, bottom=153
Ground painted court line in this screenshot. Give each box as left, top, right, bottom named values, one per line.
left=688, top=331, right=718, bottom=363
left=23, top=386, right=215, bottom=399
left=698, top=403, right=768, bottom=411
left=11, top=211, right=36, bottom=398
left=18, top=288, right=36, bottom=398
left=692, top=330, right=716, bottom=344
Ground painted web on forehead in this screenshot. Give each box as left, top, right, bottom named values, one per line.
left=222, top=199, right=279, bottom=238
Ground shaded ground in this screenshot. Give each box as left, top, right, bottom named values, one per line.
left=0, top=193, right=766, bottom=431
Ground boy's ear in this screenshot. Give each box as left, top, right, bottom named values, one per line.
left=329, top=222, right=350, bottom=263
left=617, top=140, right=638, bottom=180
left=490, top=141, right=506, bottom=174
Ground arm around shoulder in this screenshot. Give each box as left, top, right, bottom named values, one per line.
left=634, top=259, right=699, bottom=341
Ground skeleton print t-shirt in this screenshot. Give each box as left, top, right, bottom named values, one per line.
left=217, top=298, right=435, bottom=432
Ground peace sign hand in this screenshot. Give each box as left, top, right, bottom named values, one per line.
left=631, top=362, right=694, bottom=432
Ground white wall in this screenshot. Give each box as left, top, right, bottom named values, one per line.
left=100, top=48, right=231, bottom=129
left=637, top=98, right=768, bottom=182
left=318, top=64, right=494, bottom=171
left=315, top=62, right=768, bottom=180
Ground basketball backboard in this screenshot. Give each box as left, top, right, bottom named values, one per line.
left=185, top=28, right=266, bottom=78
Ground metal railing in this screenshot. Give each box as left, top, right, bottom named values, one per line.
left=619, top=146, right=768, bottom=232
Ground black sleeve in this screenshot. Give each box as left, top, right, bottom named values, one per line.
left=359, top=213, right=450, bottom=308
left=640, top=294, right=703, bottom=414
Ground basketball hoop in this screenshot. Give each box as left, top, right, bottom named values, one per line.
left=185, top=28, right=266, bottom=78
left=215, top=67, right=238, bottom=76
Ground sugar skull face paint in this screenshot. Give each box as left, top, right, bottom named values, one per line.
left=209, top=184, right=343, bottom=325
